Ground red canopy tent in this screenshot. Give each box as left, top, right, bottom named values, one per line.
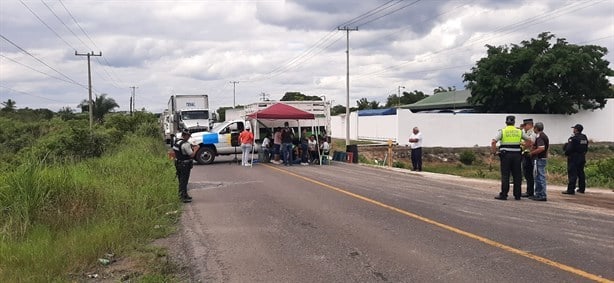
left=247, top=103, right=315, bottom=120
left=248, top=103, right=328, bottom=165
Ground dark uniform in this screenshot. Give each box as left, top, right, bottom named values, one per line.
left=173, top=131, right=196, bottom=203
left=492, top=116, right=529, bottom=200
left=563, top=124, right=589, bottom=194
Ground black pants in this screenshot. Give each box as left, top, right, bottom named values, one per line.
left=567, top=155, right=586, bottom=192
left=175, top=160, right=193, bottom=198
left=411, top=147, right=422, bottom=171
left=499, top=151, right=522, bottom=199
left=522, top=155, right=534, bottom=195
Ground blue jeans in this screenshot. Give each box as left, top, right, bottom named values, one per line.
left=282, top=143, right=293, bottom=165
left=534, top=158, right=547, bottom=198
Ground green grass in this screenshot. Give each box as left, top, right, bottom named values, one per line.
left=0, top=135, right=180, bottom=281
left=349, top=140, right=614, bottom=189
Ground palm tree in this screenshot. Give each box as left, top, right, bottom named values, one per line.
left=78, top=93, right=119, bottom=123
left=1, top=99, right=16, bottom=112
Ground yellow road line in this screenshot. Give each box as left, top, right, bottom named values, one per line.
left=264, top=164, right=613, bottom=283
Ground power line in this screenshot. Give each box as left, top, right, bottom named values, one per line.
left=243, top=1, right=416, bottom=84
left=0, top=54, right=85, bottom=87
left=0, top=85, right=68, bottom=103
left=19, top=0, right=77, bottom=51
left=0, top=34, right=86, bottom=88
left=40, top=0, right=90, bottom=50
left=356, top=0, right=421, bottom=28
left=340, top=0, right=400, bottom=27
left=355, top=0, right=605, bottom=79
left=58, top=0, right=126, bottom=89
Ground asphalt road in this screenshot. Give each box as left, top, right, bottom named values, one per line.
left=177, top=157, right=614, bottom=283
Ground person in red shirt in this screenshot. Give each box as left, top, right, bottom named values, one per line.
left=239, top=125, right=254, bottom=166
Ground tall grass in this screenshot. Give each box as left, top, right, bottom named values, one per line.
left=0, top=135, right=179, bottom=281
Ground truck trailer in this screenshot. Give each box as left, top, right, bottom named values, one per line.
left=164, top=94, right=211, bottom=143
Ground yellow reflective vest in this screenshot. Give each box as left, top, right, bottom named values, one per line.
left=499, top=126, right=522, bottom=151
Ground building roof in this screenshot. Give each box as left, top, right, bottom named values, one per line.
left=404, top=89, right=472, bottom=111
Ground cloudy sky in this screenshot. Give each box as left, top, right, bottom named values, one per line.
left=1, top=0, right=612, bottom=113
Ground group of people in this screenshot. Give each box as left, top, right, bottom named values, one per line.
left=173, top=116, right=590, bottom=204
left=262, top=122, right=330, bottom=166
left=492, top=115, right=588, bottom=202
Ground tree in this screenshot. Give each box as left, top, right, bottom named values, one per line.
left=433, top=86, right=456, bottom=94
left=1, top=99, right=16, bottom=112
left=356, top=98, right=370, bottom=110
left=280, top=92, right=323, bottom=101
left=384, top=90, right=427, bottom=107
left=331, top=104, right=346, bottom=116
left=463, top=32, right=614, bottom=114
left=78, top=93, right=119, bottom=123
left=58, top=106, right=76, bottom=121
left=368, top=100, right=381, bottom=109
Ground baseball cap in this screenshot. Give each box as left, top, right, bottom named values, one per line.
left=522, top=118, right=533, bottom=124
left=571, top=124, right=583, bottom=132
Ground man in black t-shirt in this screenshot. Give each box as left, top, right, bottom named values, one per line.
left=281, top=122, right=295, bottom=166
left=530, top=122, right=549, bottom=201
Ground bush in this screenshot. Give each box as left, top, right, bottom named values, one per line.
left=393, top=161, right=408, bottom=169
left=459, top=150, right=476, bottom=165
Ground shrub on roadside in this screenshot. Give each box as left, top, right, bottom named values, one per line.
left=459, top=150, right=476, bottom=165
left=393, top=161, right=408, bottom=169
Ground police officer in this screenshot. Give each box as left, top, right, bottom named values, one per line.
left=563, top=124, right=589, bottom=194
left=173, top=129, right=200, bottom=203
left=521, top=118, right=535, bottom=197
left=491, top=116, right=531, bottom=200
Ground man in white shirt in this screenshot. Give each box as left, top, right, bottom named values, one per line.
left=408, top=127, right=423, bottom=171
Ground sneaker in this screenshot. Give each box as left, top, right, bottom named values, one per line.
left=494, top=195, right=507, bottom=200
left=532, top=197, right=547, bottom=201
left=562, top=191, right=575, bottom=195
left=576, top=189, right=585, bottom=194
left=300, top=162, right=309, bottom=166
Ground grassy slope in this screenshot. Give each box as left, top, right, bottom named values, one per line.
left=0, top=136, right=180, bottom=281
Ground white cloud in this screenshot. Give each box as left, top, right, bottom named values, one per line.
left=0, top=0, right=612, bottom=112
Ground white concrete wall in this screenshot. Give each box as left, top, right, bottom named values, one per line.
left=331, top=98, right=614, bottom=147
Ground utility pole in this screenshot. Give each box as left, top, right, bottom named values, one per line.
left=129, top=86, right=138, bottom=115
left=259, top=92, right=270, bottom=101
left=75, top=51, right=102, bottom=129
left=229, top=81, right=239, bottom=108
left=338, top=26, right=358, bottom=146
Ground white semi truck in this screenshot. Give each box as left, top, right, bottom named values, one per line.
left=164, top=94, right=212, bottom=143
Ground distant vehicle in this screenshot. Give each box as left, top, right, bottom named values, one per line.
left=164, top=94, right=212, bottom=144
left=183, top=119, right=259, bottom=165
